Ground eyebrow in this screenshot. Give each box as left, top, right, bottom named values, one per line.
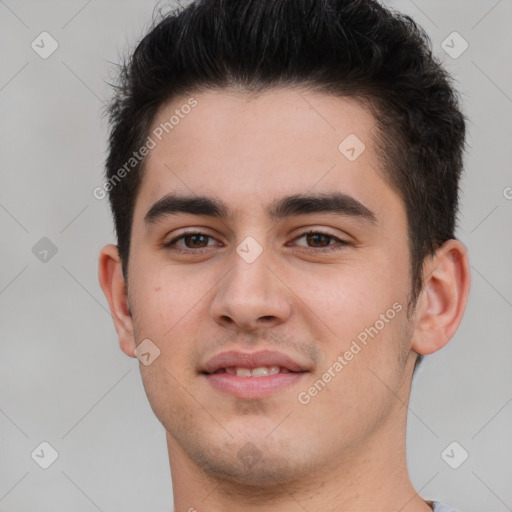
left=143, top=192, right=377, bottom=226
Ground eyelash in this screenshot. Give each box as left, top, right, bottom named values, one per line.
left=162, top=229, right=349, bottom=255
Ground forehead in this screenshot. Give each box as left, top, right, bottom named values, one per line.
left=134, top=87, right=400, bottom=223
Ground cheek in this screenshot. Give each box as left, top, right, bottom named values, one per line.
left=138, top=359, right=195, bottom=434
left=131, top=270, right=202, bottom=422
left=129, top=258, right=208, bottom=339
left=294, top=251, right=411, bottom=378
left=293, top=258, right=405, bottom=332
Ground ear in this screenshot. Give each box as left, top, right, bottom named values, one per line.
left=411, top=239, right=471, bottom=355
left=98, top=244, right=137, bottom=358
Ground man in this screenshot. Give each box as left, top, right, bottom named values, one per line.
left=98, top=1, right=470, bottom=510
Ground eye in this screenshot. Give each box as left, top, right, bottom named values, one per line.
left=162, top=229, right=349, bottom=255
left=162, top=231, right=220, bottom=253
left=291, top=230, right=349, bottom=252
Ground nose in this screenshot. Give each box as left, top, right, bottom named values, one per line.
left=210, top=244, right=293, bottom=332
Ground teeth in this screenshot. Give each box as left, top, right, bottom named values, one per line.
left=228, top=366, right=282, bottom=377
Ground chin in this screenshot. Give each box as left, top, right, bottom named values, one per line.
left=201, top=451, right=311, bottom=487
left=180, top=430, right=317, bottom=487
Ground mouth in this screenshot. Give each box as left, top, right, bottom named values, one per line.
left=200, top=350, right=310, bottom=399
left=207, top=366, right=296, bottom=377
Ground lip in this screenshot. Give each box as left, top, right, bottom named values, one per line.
left=203, top=372, right=307, bottom=399
left=201, top=349, right=310, bottom=399
left=202, top=349, right=308, bottom=374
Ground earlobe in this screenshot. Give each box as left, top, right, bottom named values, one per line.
left=98, top=244, right=137, bottom=358
left=411, top=239, right=471, bottom=356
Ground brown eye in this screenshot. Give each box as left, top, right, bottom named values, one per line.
left=182, top=234, right=210, bottom=248
left=292, top=230, right=349, bottom=253
left=305, top=233, right=332, bottom=247
left=163, top=231, right=219, bottom=253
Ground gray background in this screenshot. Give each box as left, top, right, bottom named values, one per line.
left=0, top=1, right=511, bottom=511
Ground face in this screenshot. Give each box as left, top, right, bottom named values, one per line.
left=125, top=88, right=417, bottom=485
